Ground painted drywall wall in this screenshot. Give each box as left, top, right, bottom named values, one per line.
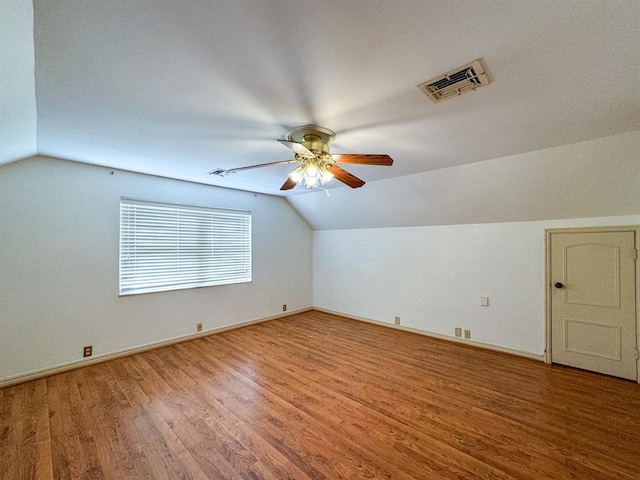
left=289, top=131, right=640, bottom=230
left=313, top=215, right=640, bottom=356
left=0, top=0, right=37, bottom=164
left=0, top=156, right=312, bottom=381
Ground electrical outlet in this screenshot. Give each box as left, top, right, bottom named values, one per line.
left=455, top=327, right=462, bottom=337
left=282, top=304, right=287, bottom=312
left=394, top=316, right=400, bottom=325
left=196, top=323, right=203, bottom=332
left=83, top=345, right=93, bottom=357
left=464, top=329, right=471, bottom=339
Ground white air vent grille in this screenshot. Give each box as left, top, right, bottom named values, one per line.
left=418, top=59, right=490, bottom=103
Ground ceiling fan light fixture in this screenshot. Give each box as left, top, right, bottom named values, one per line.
left=306, top=164, right=319, bottom=177
left=288, top=166, right=304, bottom=184
left=288, top=161, right=334, bottom=189
left=305, top=175, right=320, bottom=188
left=320, top=169, right=334, bottom=184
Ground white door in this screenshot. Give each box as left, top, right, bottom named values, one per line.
left=550, top=231, right=637, bottom=380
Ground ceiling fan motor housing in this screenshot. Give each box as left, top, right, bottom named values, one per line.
left=299, top=134, right=331, bottom=156
left=286, top=125, right=335, bottom=151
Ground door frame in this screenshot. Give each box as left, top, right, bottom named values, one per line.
left=545, top=226, right=640, bottom=383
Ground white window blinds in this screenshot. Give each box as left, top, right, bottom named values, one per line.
left=120, top=198, right=251, bottom=295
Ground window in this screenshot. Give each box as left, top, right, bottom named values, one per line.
left=120, top=198, right=251, bottom=295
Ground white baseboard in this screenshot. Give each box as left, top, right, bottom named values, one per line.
left=313, top=307, right=544, bottom=362
left=0, top=307, right=312, bottom=389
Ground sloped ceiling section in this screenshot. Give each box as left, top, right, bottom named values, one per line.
left=0, top=0, right=37, bottom=164
left=287, top=132, right=640, bottom=230
left=31, top=0, right=639, bottom=196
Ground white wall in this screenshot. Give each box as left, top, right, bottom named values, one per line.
left=0, top=0, right=37, bottom=164
left=289, top=131, right=640, bottom=230
left=311, top=132, right=640, bottom=357
left=0, top=156, right=313, bottom=382
left=313, top=215, right=640, bottom=356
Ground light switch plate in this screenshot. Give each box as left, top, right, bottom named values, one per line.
left=480, top=296, right=489, bottom=307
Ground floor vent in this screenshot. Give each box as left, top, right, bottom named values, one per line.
left=418, top=59, right=490, bottom=103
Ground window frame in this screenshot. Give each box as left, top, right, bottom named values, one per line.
left=119, top=198, right=252, bottom=296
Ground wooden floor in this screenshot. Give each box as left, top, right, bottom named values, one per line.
left=1, top=311, right=639, bottom=479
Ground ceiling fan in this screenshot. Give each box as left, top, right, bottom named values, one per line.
left=208, top=125, right=394, bottom=190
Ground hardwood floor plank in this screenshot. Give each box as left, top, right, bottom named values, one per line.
left=109, top=358, right=211, bottom=479
left=167, top=344, right=316, bottom=480
left=75, top=367, right=150, bottom=479
left=5, top=383, right=41, bottom=479
left=186, top=340, right=412, bottom=479
left=33, top=380, right=54, bottom=480
left=2, top=310, right=640, bottom=479
left=205, top=334, right=504, bottom=480
left=48, top=374, right=89, bottom=480
left=173, top=345, right=336, bottom=479
left=220, top=323, right=543, bottom=477
left=270, top=313, right=640, bottom=474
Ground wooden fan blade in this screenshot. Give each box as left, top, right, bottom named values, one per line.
left=208, top=160, right=294, bottom=176
left=280, top=177, right=297, bottom=191
left=278, top=139, right=313, bottom=156
left=327, top=165, right=365, bottom=188
left=332, top=154, right=393, bottom=166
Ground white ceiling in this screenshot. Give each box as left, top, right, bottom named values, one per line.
left=27, top=0, right=639, bottom=197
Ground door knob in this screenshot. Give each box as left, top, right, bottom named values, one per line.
left=554, top=282, right=564, bottom=289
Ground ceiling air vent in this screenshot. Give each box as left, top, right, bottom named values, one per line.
left=418, top=59, right=490, bottom=103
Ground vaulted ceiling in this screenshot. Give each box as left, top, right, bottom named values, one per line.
left=2, top=1, right=639, bottom=224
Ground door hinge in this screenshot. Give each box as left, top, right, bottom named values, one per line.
left=634, top=249, right=638, bottom=260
